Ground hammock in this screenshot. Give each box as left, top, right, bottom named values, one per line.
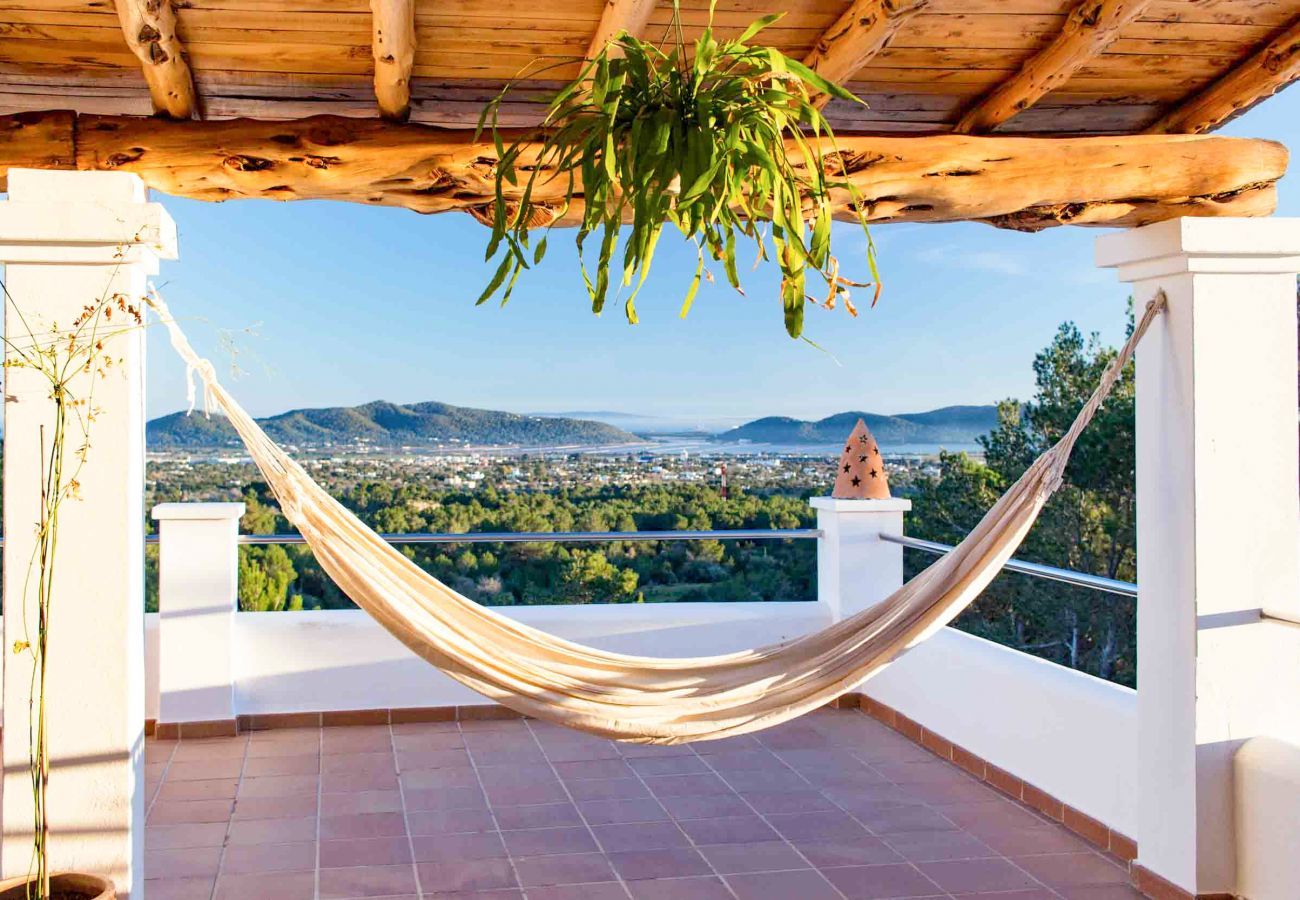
left=151, top=292, right=1162, bottom=744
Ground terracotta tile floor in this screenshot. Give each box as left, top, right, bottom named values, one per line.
left=144, top=708, right=1143, bottom=900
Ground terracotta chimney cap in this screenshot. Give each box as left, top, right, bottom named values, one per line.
left=832, top=419, right=890, bottom=499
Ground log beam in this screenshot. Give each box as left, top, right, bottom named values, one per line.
left=112, top=0, right=197, bottom=119
left=371, top=0, right=416, bottom=122
left=586, top=0, right=657, bottom=61
left=955, top=0, right=1154, bottom=134
left=0, top=112, right=1284, bottom=232
left=804, top=0, right=928, bottom=108
left=1147, top=15, right=1300, bottom=134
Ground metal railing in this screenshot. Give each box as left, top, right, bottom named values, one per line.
left=127, top=528, right=822, bottom=547
left=880, top=533, right=1138, bottom=598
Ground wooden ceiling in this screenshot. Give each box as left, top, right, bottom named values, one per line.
left=1, top=0, right=1298, bottom=137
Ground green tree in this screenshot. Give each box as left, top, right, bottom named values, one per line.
left=239, top=544, right=298, bottom=612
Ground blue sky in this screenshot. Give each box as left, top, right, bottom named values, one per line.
left=146, top=89, right=1300, bottom=428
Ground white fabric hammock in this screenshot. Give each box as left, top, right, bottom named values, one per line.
left=151, top=292, right=1162, bottom=744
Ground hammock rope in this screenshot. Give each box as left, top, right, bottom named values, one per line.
left=150, top=291, right=1163, bottom=744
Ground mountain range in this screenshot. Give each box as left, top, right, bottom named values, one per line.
left=715, top=406, right=998, bottom=445
left=146, top=400, right=639, bottom=449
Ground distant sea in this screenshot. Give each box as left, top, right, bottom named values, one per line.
left=588, top=437, right=982, bottom=458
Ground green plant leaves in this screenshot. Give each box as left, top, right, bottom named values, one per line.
left=475, top=0, right=879, bottom=339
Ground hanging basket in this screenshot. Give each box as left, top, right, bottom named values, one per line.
left=0, top=873, right=115, bottom=900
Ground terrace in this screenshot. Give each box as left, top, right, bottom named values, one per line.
left=2, top=0, right=1300, bottom=898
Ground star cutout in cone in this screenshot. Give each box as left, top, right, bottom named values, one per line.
left=832, top=419, right=890, bottom=499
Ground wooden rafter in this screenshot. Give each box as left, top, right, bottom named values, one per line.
left=954, top=0, right=1154, bottom=134
left=586, top=0, right=657, bottom=61
left=370, top=0, right=416, bottom=122
left=804, top=0, right=929, bottom=108
left=112, top=0, right=197, bottom=119
left=1148, top=16, right=1300, bottom=134
left=0, top=111, right=1285, bottom=233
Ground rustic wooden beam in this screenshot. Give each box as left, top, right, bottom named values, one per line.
left=0, top=113, right=1284, bottom=232
left=371, top=0, right=416, bottom=122
left=112, top=0, right=198, bottom=119
left=804, top=0, right=929, bottom=108
left=954, top=0, right=1154, bottom=134
left=0, top=111, right=76, bottom=193
left=1147, top=15, right=1300, bottom=134
left=586, top=0, right=657, bottom=60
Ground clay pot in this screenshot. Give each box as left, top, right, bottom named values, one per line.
left=0, top=873, right=115, bottom=900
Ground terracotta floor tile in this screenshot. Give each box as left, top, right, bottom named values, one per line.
left=553, top=759, right=634, bottom=781
left=883, top=830, right=998, bottom=862
left=514, top=852, right=616, bottom=888
left=320, top=811, right=408, bottom=840
left=148, top=799, right=236, bottom=825
left=591, top=821, right=691, bottom=852
left=1055, top=886, right=1147, bottom=899
left=919, top=858, right=1043, bottom=893
left=657, top=794, right=751, bottom=821
left=618, top=743, right=695, bottom=759
left=471, top=747, right=548, bottom=766
left=952, top=890, right=1057, bottom=900
left=625, top=875, right=734, bottom=899
left=701, top=750, right=786, bottom=772
left=677, top=814, right=778, bottom=846
left=416, top=858, right=518, bottom=893
left=322, top=752, right=397, bottom=775
left=323, top=770, right=400, bottom=793
left=158, top=777, right=239, bottom=801
left=239, top=774, right=319, bottom=798
left=542, top=742, right=624, bottom=763
left=720, top=768, right=812, bottom=793
left=566, top=778, right=651, bottom=802
left=321, top=727, right=392, bottom=753
left=397, top=748, right=473, bottom=770
left=485, top=781, right=571, bottom=806
left=245, top=739, right=321, bottom=759
left=852, top=804, right=960, bottom=835
left=320, top=790, right=403, bottom=816
left=494, top=802, right=583, bottom=831
left=320, top=835, right=414, bottom=868
left=165, top=759, right=243, bottom=782
left=404, top=785, right=489, bottom=811
left=232, top=795, right=319, bottom=820
left=145, top=822, right=229, bottom=850
left=626, top=755, right=710, bottom=777
left=401, top=767, right=481, bottom=790
left=529, top=883, right=629, bottom=900
left=405, top=807, right=501, bottom=835
left=319, top=863, right=418, bottom=898
left=577, top=798, right=671, bottom=826
left=726, top=868, right=843, bottom=900
left=737, top=790, right=835, bottom=815
left=821, top=862, right=947, bottom=899
left=145, top=846, right=223, bottom=879
left=173, top=739, right=248, bottom=761
left=141, top=876, right=214, bottom=900
left=502, top=825, right=599, bottom=857
left=793, top=837, right=904, bottom=868
left=226, top=815, right=318, bottom=845
left=697, top=840, right=810, bottom=874
left=213, top=870, right=316, bottom=900
left=642, top=774, right=733, bottom=798
left=977, top=825, right=1094, bottom=856
left=220, top=840, right=317, bottom=874
left=411, top=830, right=507, bottom=863
left=243, top=754, right=321, bottom=777
left=766, top=810, right=872, bottom=842
left=1012, top=852, right=1130, bottom=888
left=607, top=847, right=712, bottom=881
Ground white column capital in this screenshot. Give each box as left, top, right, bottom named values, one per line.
left=0, top=169, right=178, bottom=270
left=154, top=502, right=246, bottom=522
left=1095, top=217, right=1300, bottom=282
left=813, top=496, right=910, bottom=623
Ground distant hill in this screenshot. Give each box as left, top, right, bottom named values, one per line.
left=716, top=405, right=999, bottom=445
left=147, top=400, right=639, bottom=449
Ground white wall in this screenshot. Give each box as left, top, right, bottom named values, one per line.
left=862, top=627, right=1139, bottom=838
left=1235, top=734, right=1300, bottom=900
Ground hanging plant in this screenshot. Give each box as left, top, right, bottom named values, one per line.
left=475, top=0, right=880, bottom=339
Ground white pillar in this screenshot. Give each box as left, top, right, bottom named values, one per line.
left=0, top=170, right=177, bottom=898
left=153, top=502, right=245, bottom=734
left=1096, top=217, right=1300, bottom=897
left=811, top=497, right=912, bottom=620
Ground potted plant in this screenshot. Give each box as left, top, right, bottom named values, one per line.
left=476, top=0, right=880, bottom=339
left=0, top=276, right=139, bottom=900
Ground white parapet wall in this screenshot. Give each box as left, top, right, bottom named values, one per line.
left=1234, top=734, right=1300, bottom=900
left=861, top=627, right=1139, bottom=839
